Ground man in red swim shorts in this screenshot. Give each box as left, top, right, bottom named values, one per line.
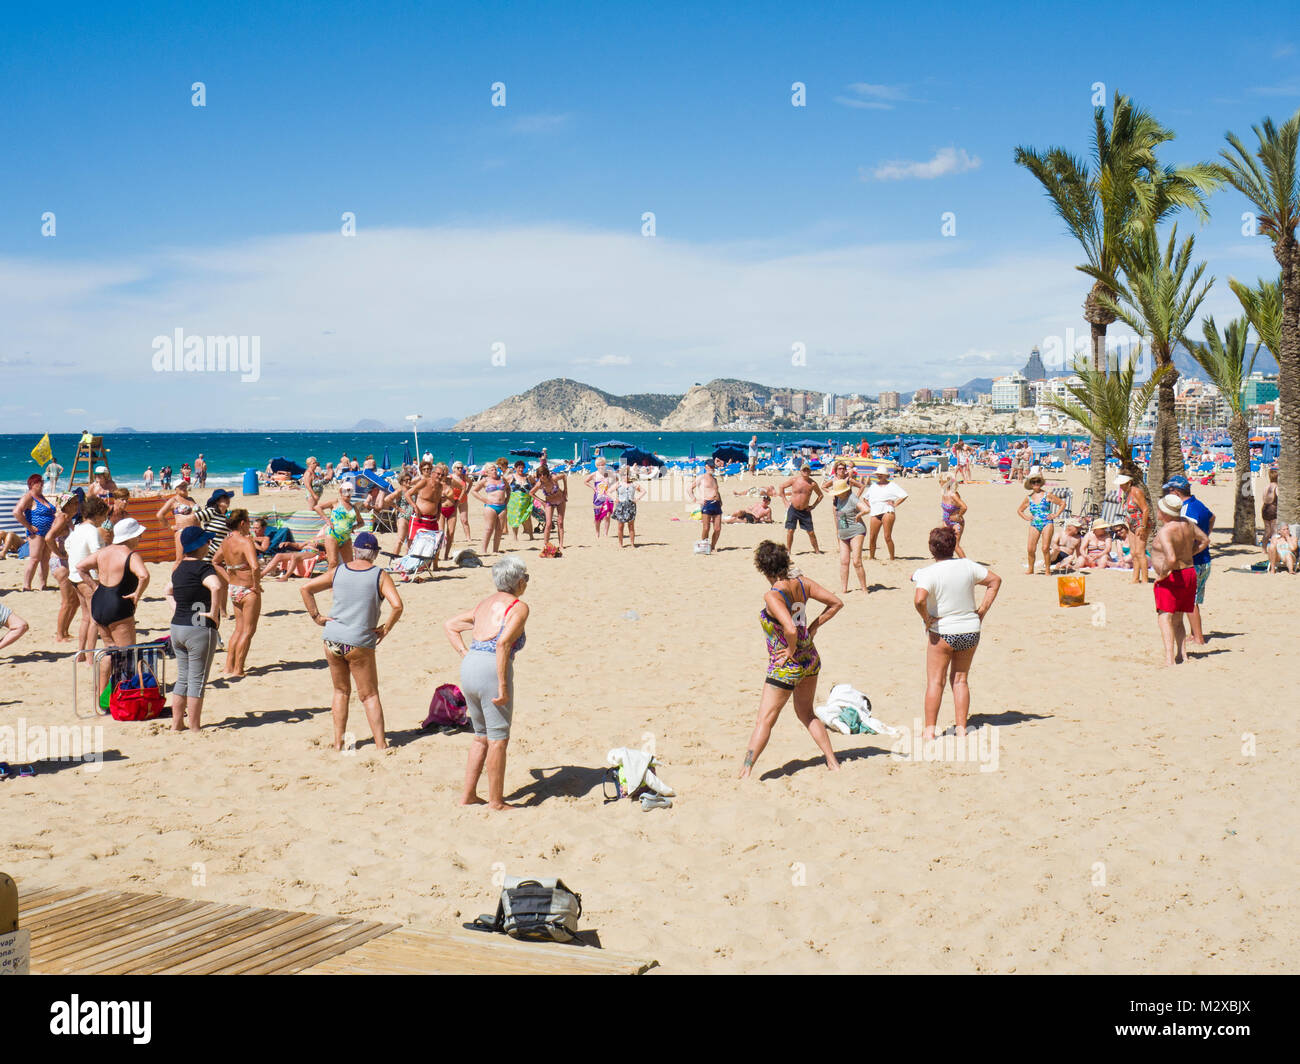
left=1149, top=493, right=1210, bottom=666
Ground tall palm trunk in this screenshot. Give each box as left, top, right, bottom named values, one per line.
left=1088, top=321, right=1109, bottom=503
left=1278, top=241, right=1300, bottom=525
left=1229, top=411, right=1255, bottom=544
left=1149, top=360, right=1184, bottom=493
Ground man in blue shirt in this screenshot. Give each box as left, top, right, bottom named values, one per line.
left=1164, top=475, right=1213, bottom=646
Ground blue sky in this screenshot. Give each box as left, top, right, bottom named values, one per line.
left=1, top=0, right=1297, bottom=430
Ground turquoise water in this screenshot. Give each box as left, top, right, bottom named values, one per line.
left=0, top=430, right=1072, bottom=491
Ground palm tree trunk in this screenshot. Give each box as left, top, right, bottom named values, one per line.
left=1089, top=322, right=1108, bottom=503
left=1278, top=240, right=1300, bottom=526
left=1230, top=412, right=1255, bottom=544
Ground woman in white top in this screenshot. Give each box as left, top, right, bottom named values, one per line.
left=65, top=495, right=110, bottom=662
left=865, top=470, right=908, bottom=561
left=912, top=525, right=1001, bottom=739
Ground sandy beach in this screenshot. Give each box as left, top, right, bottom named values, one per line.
left=1, top=466, right=1294, bottom=974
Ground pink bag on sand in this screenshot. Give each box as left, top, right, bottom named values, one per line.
left=422, top=684, right=468, bottom=729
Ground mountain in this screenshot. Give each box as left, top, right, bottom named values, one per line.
left=660, top=378, right=785, bottom=430
left=352, top=419, right=389, bottom=431
left=453, top=378, right=661, bottom=432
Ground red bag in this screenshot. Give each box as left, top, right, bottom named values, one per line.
left=109, top=674, right=165, bottom=721
left=421, top=683, right=468, bottom=729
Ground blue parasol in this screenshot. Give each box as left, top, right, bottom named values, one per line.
left=592, top=439, right=633, bottom=449
left=382, top=445, right=390, bottom=469
left=581, top=438, right=590, bottom=463
left=402, top=443, right=412, bottom=467
left=509, top=448, right=544, bottom=458
left=689, top=441, right=696, bottom=460
left=621, top=446, right=664, bottom=467
left=467, top=445, right=474, bottom=468
left=712, top=446, right=749, bottom=464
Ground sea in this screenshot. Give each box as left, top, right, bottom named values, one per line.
left=0, top=430, right=1079, bottom=492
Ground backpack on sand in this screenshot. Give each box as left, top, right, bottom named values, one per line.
left=421, top=683, right=468, bottom=729
left=472, top=876, right=583, bottom=943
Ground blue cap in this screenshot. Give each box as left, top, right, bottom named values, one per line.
left=1162, top=474, right=1191, bottom=494
left=353, top=531, right=380, bottom=551
left=180, top=526, right=217, bottom=553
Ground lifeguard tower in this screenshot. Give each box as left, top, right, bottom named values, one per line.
left=68, top=434, right=111, bottom=490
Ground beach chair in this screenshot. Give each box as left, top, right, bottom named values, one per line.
left=388, top=529, right=443, bottom=582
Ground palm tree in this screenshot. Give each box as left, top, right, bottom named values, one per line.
left=1228, top=276, right=1284, bottom=360
left=1218, top=110, right=1300, bottom=523
left=1046, top=351, right=1171, bottom=503
left=1188, top=316, right=1258, bottom=543
left=1097, top=225, right=1213, bottom=490
left=1016, top=92, right=1220, bottom=501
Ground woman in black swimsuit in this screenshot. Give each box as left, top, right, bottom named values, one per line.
left=77, top=517, right=150, bottom=693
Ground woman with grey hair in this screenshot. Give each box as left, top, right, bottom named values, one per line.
left=301, top=531, right=404, bottom=751
left=443, top=554, right=531, bottom=809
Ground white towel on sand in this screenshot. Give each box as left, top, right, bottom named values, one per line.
left=607, top=747, right=675, bottom=797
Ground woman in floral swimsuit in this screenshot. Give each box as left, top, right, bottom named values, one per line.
left=739, top=540, right=843, bottom=779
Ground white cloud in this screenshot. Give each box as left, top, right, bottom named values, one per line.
left=0, top=224, right=1111, bottom=427
left=575, top=354, right=631, bottom=366
left=835, top=83, right=910, bottom=110
left=867, top=147, right=981, bottom=181
left=511, top=113, right=571, bottom=134
left=956, top=349, right=999, bottom=363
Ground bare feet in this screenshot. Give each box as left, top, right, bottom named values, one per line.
left=462, top=795, right=488, bottom=805
left=488, top=802, right=520, bottom=811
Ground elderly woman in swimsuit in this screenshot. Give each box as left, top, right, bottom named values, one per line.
left=1076, top=519, right=1113, bottom=569
left=740, top=540, right=843, bottom=779
left=315, top=480, right=363, bottom=569
left=77, top=518, right=151, bottom=694
left=443, top=554, right=531, bottom=809
left=1115, top=474, right=1151, bottom=583
left=214, top=509, right=262, bottom=677
left=939, top=476, right=968, bottom=558
left=584, top=458, right=616, bottom=538
left=531, top=462, right=567, bottom=552
left=12, top=473, right=57, bottom=590
left=157, top=479, right=201, bottom=557
left=437, top=463, right=465, bottom=561
left=1016, top=473, right=1065, bottom=575
left=474, top=463, right=510, bottom=555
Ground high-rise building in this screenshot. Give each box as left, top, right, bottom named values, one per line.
left=1022, top=346, right=1047, bottom=380
left=878, top=391, right=900, bottom=412
left=991, top=373, right=1030, bottom=411
left=821, top=393, right=836, bottom=417
left=790, top=392, right=807, bottom=415
left=1243, top=373, right=1279, bottom=406
left=913, top=388, right=933, bottom=403
left=941, top=387, right=960, bottom=402
left=834, top=396, right=849, bottom=416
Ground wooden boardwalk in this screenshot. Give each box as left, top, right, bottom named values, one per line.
left=17, top=887, right=657, bottom=975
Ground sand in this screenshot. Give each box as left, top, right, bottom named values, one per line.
left=1, top=467, right=1294, bottom=973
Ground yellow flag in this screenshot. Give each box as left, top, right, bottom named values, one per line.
left=31, top=433, right=53, bottom=467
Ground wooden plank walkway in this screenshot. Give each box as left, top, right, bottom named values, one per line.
left=19, top=887, right=397, bottom=975
left=17, top=887, right=658, bottom=975
left=301, top=925, right=658, bottom=975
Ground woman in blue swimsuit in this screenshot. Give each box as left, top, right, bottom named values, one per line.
left=12, top=474, right=58, bottom=590
left=1016, top=473, right=1064, bottom=576
left=475, top=465, right=510, bottom=555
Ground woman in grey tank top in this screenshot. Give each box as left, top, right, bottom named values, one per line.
left=301, top=533, right=404, bottom=751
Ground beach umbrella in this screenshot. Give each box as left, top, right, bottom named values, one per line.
left=382, top=445, right=390, bottom=470
left=788, top=438, right=826, bottom=449
left=402, top=443, right=412, bottom=467
left=509, top=448, right=544, bottom=458
left=689, top=441, right=696, bottom=461
left=593, top=439, right=634, bottom=449
left=581, top=438, right=590, bottom=463
left=713, top=439, right=747, bottom=448
left=622, top=446, right=665, bottom=467
left=712, top=446, right=749, bottom=464
left=467, top=445, right=474, bottom=468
